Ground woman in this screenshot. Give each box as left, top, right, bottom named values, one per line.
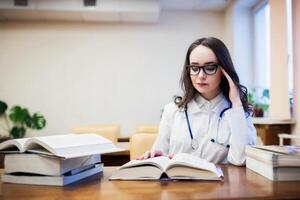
left=140, top=37, right=256, bottom=166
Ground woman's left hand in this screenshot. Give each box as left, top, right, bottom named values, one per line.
left=220, top=68, right=242, bottom=107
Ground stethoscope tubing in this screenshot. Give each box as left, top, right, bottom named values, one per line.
left=185, top=104, right=232, bottom=148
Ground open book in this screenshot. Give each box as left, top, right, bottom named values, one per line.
left=0, top=134, right=123, bottom=159
left=109, top=153, right=223, bottom=180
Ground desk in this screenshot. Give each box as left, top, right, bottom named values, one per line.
left=1, top=166, right=300, bottom=199
left=101, top=142, right=130, bottom=166
left=253, top=118, right=296, bottom=145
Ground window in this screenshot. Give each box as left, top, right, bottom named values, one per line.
left=253, top=0, right=293, bottom=116
left=253, top=1, right=270, bottom=89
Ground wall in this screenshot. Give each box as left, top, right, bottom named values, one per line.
left=292, top=0, right=300, bottom=141
left=269, top=0, right=290, bottom=119
left=0, top=10, right=225, bottom=137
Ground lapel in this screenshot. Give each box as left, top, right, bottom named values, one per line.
left=184, top=93, right=231, bottom=116
left=212, top=95, right=231, bottom=117
left=187, top=98, right=203, bottom=115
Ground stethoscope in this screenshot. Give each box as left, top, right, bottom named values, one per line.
left=184, top=104, right=232, bottom=150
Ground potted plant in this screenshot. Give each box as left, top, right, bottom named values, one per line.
left=247, top=88, right=269, bottom=117
left=0, top=100, right=46, bottom=139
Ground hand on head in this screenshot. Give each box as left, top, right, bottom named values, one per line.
left=220, top=68, right=242, bottom=107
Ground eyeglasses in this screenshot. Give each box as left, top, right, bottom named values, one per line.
left=186, top=63, right=218, bottom=76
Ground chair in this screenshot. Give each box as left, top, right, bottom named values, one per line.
left=135, top=125, right=159, bottom=134
left=278, top=133, right=300, bottom=145
left=129, top=133, right=157, bottom=160
left=71, top=124, right=120, bottom=144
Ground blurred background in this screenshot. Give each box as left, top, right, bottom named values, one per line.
left=0, top=0, right=299, bottom=141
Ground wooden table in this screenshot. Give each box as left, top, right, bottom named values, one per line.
left=101, top=142, right=130, bottom=166
left=1, top=166, right=300, bottom=199
left=253, top=118, right=296, bottom=145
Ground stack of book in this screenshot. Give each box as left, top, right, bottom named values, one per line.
left=246, top=145, right=300, bottom=181
left=0, top=133, right=123, bottom=186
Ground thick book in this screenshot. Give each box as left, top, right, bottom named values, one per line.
left=246, top=156, right=300, bottom=181
left=0, top=134, right=123, bottom=158
left=109, top=153, right=223, bottom=181
left=246, top=146, right=300, bottom=167
left=4, top=153, right=101, bottom=176
left=1, top=164, right=103, bottom=186
left=254, top=145, right=300, bottom=155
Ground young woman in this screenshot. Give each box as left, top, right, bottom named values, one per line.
left=139, top=37, right=256, bottom=166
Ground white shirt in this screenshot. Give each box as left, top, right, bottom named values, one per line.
left=152, top=93, right=257, bottom=166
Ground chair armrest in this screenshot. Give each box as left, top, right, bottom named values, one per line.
left=278, top=133, right=300, bottom=145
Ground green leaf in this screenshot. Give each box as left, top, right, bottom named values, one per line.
left=10, top=126, right=26, bottom=138
left=9, top=106, right=30, bottom=125
left=247, top=93, right=255, bottom=105
left=262, top=89, right=269, bottom=98
left=0, top=101, right=8, bottom=115
left=26, top=113, right=46, bottom=130
left=260, top=104, right=269, bottom=112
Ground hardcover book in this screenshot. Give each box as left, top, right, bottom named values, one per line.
left=109, top=153, right=223, bottom=181
left=0, top=133, right=123, bottom=158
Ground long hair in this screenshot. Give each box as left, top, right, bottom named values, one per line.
left=175, top=37, right=252, bottom=116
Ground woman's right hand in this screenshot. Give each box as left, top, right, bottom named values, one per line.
left=136, top=150, right=174, bottom=160
left=137, top=150, right=163, bottom=160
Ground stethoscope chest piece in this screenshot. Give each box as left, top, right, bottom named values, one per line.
left=191, top=139, right=199, bottom=150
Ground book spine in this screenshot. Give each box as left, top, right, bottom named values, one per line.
left=246, top=148, right=278, bottom=166
left=246, top=157, right=274, bottom=180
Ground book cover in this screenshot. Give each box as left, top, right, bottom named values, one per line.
left=246, top=146, right=300, bottom=167
left=246, top=156, right=300, bottom=181
left=4, top=153, right=101, bottom=176
left=1, top=164, right=103, bottom=186
left=254, top=145, right=300, bottom=155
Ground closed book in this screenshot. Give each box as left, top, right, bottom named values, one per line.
left=4, top=154, right=101, bottom=176
left=109, top=153, right=223, bottom=181
left=246, top=156, right=300, bottom=181
left=1, top=164, right=103, bottom=186
left=246, top=146, right=300, bottom=167
left=254, top=145, right=300, bottom=155
left=0, top=133, right=123, bottom=159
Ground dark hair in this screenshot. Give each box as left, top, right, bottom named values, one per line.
left=175, top=37, right=252, bottom=116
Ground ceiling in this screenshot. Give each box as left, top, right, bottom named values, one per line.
left=0, top=0, right=235, bottom=23
left=160, top=0, right=232, bottom=11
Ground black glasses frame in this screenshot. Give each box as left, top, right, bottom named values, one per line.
left=186, top=64, right=219, bottom=76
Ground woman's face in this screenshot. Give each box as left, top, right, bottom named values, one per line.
left=189, top=45, right=223, bottom=100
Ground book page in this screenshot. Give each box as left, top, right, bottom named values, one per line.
left=167, top=153, right=223, bottom=177
left=31, top=134, right=112, bottom=148
left=23, top=133, right=122, bottom=158
left=0, top=138, right=28, bottom=152
left=120, top=156, right=171, bottom=171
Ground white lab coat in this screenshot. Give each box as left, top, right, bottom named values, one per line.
left=152, top=93, right=257, bottom=166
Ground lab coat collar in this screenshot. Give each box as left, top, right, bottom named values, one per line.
left=186, top=92, right=229, bottom=115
